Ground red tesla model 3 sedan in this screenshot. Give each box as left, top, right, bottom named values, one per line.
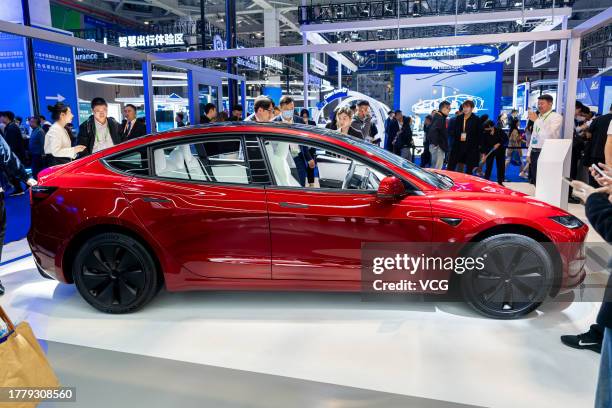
left=27, top=123, right=587, bottom=318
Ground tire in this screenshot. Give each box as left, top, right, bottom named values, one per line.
left=72, top=233, right=161, bottom=313
left=460, top=234, right=554, bottom=319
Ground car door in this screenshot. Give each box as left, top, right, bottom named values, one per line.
left=261, top=137, right=433, bottom=281
left=121, top=135, right=271, bottom=279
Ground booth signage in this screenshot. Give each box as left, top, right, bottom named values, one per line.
left=264, top=56, right=283, bottom=71
left=118, top=33, right=184, bottom=48
left=308, top=73, right=322, bottom=88
left=310, top=56, right=327, bottom=75
left=531, top=44, right=558, bottom=68
left=32, top=25, right=79, bottom=129
left=395, top=45, right=498, bottom=60
left=0, top=32, right=31, bottom=120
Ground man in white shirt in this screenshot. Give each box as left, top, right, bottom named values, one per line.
left=526, top=94, right=563, bottom=184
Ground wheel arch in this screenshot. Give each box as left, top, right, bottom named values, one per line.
left=457, top=223, right=563, bottom=297
left=61, top=224, right=164, bottom=285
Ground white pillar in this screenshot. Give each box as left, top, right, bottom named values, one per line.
left=263, top=8, right=280, bottom=47
left=562, top=36, right=581, bottom=140
left=556, top=16, right=568, bottom=113
left=512, top=47, right=519, bottom=109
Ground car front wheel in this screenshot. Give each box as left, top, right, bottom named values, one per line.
left=460, top=234, right=555, bottom=319
left=72, top=233, right=161, bottom=313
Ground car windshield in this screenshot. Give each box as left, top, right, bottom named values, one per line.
left=341, top=135, right=453, bottom=190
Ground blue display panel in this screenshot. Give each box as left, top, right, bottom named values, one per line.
left=262, top=87, right=282, bottom=106
left=393, top=63, right=502, bottom=129
left=32, top=26, right=79, bottom=128
left=0, top=32, right=32, bottom=119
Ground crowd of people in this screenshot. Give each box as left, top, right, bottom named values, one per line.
left=379, top=95, right=612, bottom=191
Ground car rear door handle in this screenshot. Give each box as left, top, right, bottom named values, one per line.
left=143, top=197, right=171, bottom=203
left=279, top=202, right=309, bottom=209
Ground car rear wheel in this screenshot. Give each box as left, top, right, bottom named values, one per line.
left=72, top=233, right=161, bottom=313
left=460, top=234, right=554, bottom=319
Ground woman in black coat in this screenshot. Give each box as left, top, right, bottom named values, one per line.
left=394, top=116, right=414, bottom=161
left=480, top=120, right=507, bottom=185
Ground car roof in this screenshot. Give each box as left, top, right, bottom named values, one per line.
left=152, top=121, right=353, bottom=142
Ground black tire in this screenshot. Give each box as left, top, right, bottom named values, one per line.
left=460, top=234, right=554, bottom=319
left=72, top=233, right=161, bottom=313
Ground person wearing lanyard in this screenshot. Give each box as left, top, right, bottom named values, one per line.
left=526, top=94, right=563, bottom=185
left=77, top=97, right=123, bottom=157
left=447, top=100, right=481, bottom=174
left=0, top=136, right=37, bottom=296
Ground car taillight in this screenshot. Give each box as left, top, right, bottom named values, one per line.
left=30, top=186, right=58, bottom=204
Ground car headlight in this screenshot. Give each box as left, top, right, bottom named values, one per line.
left=549, top=215, right=584, bottom=229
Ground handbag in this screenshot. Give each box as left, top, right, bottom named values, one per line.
left=0, top=306, right=60, bottom=408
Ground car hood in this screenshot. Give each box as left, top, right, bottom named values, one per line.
left=434, top=170, right=527, bottom=197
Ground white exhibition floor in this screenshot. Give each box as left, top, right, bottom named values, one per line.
left=0, top=183, right=607, bottom=408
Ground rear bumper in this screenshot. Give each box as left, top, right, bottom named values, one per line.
left=27, top=229, right=67, bottom=283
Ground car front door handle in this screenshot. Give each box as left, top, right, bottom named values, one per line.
left=279, top=202, right=309, bottom=209
left=143, top=197, right=172, bottom=203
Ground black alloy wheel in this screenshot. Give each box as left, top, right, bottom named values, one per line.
left=73, top=233, right=161, bottom=313
left=460, top=234, right=554, bottom=319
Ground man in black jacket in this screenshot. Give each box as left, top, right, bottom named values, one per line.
left=588, top=104, right=612, bottom=184
left=200, top=103, right=217, bottom=124
left=120, top=104, right=147, bottom=140
left=77, top=98, right=123, bottom=156
left=0, top=136, right=37, bottom=295
left=447, top=100, right=481, bottom=174
left=427, top=101, right=450, bottom=169
left=588, top=186, right=612, bottom=407
left=0, top=111, right=27, bottom=195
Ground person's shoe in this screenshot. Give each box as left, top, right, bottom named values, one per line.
left=568, top=196, right=581, bottom=204
left=561, top=325, right=603, bottom=353
left=0, top=281, right=4, bottom=296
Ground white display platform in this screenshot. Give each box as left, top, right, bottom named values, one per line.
left=535, top=138, right=572, bottom=210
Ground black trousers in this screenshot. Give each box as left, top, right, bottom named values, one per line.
left=485, top=148, right=506, bottom=184
left=529, top=150, right=541, bottom=185
left=447, top=150, right=478, bottom=174
left=31, top=154, right=44, bottom=180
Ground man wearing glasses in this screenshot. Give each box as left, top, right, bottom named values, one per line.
left=248, top=96, right=275, bottom=123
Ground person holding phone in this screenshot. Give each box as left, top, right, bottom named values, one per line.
left=526, top=94, right=563, bottom=185
left=564, top=176, right=612, bottom=407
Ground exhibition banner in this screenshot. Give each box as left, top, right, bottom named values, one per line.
left=32, top=25, right=79, bottom=129
left=393, top=63, right=502, bottom=130
left=0, top=32, right=32, bottom=121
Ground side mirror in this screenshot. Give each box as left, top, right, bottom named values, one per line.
left=376, top=176, right=406, bottom=203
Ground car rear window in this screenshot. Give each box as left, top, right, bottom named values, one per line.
left=104, top=148, right=149, bottom=176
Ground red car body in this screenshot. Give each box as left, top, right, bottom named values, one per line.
left=27, top=123, right=587, bottom=311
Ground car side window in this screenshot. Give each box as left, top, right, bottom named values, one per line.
left=105, top=147, right=149, bottom=176
left=263, top=139, right=386, bottom=191
left=153, top=139, right=250, bottom=184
